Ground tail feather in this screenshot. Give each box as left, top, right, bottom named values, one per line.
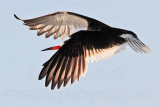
left=120, top=34, right=150, bottom=53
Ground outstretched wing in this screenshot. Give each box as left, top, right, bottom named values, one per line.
left=39, top=31, right=126, bottom=90
left=14, top=11, right=108, bottom=40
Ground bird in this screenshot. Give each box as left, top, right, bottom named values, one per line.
left=14, top=11, right=150, bottom=90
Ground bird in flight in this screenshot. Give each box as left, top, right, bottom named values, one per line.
left=14, top=11, right=150, bottom=90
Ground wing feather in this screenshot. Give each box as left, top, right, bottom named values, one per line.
left=14, top=11, right=109, bottom=40
left=57, top=56, right=69, bottom=89
left=45, top=54, right=62, bottom=87
left=39, top=31, right=128, bottom=90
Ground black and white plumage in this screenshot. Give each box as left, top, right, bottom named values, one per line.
left=14, top=11, right=150, bottom=90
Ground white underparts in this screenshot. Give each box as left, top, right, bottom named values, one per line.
left=120, top=34, right=150, bottom=53
left=86, top=43, right=127, bottom=63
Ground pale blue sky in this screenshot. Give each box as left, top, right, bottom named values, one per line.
left=0, top=0, right=160, bottom=107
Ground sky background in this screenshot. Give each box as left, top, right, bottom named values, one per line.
left=0, top=0, right=160, bottom=107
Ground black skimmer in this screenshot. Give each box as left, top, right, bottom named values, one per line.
left=14, top=11, right=150, bottom=90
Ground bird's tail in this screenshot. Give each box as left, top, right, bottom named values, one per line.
left=120, top=34, right=150, bottom=53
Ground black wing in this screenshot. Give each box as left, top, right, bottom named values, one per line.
left=14, top=11, right=109, bottom=40
left=38, top=30, right=126, bottom=90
